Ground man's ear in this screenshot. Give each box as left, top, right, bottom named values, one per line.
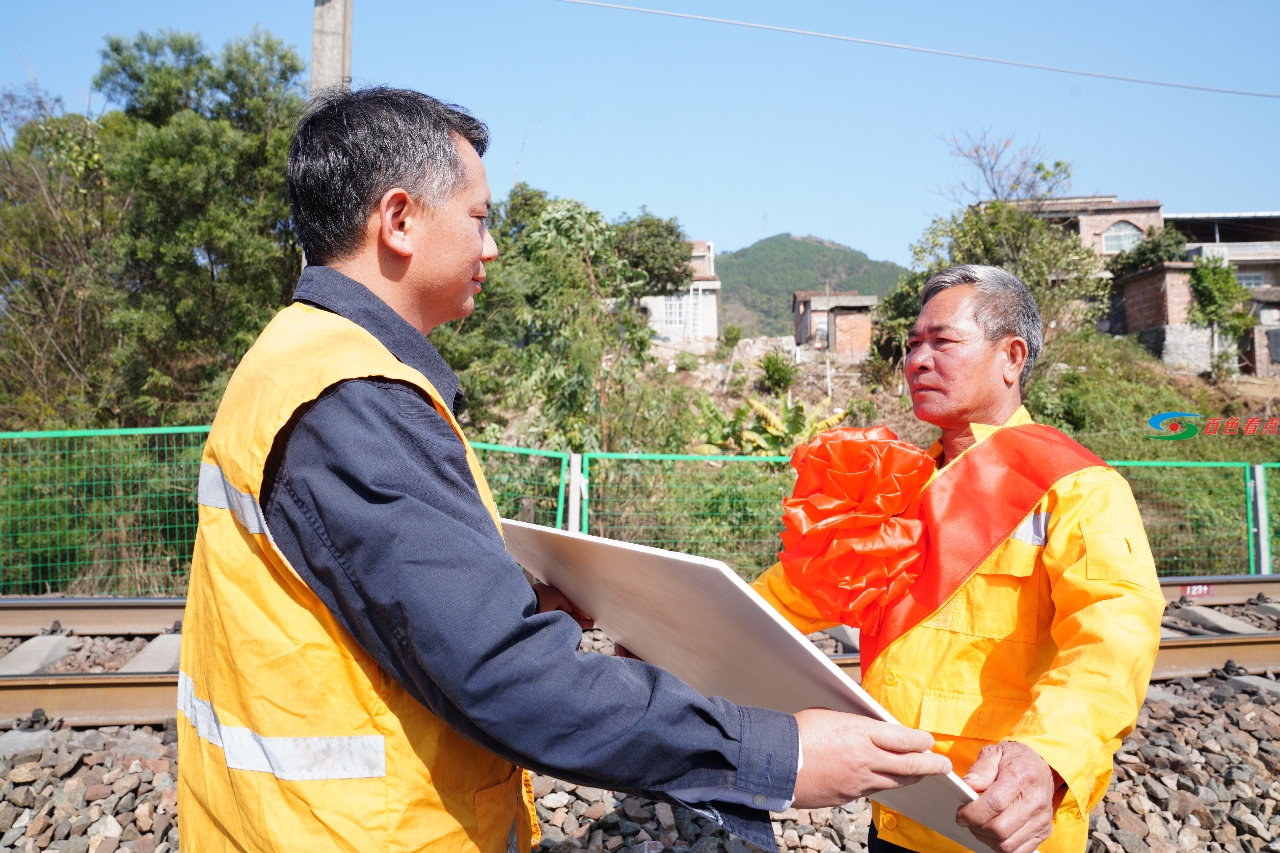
left=378, top=187, right=415, bottom=259
left=1004, top=337, right=1028, bottom=386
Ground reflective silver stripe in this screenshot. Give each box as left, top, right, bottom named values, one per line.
left=198, top=462, right=268, bottom=535
left=177, top=672, right=386, bottom=781
left=1011, top=511, right=1051, bottom=547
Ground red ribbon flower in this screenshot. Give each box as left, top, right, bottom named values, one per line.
left=779, top=426, right=936, bottom=635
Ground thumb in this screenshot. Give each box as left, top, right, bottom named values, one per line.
left=962, top=744, right=1001, bottom=793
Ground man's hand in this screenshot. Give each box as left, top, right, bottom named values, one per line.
left=792, top=709, right=952, bottom=808
left=956, top=741, right=1056, bottom=853
left=533, top=584, right=595, bottom=630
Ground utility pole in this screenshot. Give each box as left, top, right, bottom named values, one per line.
left=310, top=0, right=352, bottom=96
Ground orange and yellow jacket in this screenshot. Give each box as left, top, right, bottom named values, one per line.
left=753, top=407, right=1165, bottom=853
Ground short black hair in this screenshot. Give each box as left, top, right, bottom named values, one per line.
left=287, top=87, right=489, bottom=265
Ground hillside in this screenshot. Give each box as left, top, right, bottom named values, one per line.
left=715, top=234, right=907, bottom=336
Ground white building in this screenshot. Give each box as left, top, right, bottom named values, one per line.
left=641, top=240, right=721, bottom=344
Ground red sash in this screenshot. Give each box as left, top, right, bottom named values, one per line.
left=857, top=424, right=1107, bottom=669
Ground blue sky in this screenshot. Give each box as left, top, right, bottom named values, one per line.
left=5, top=1, right=1278, bottom=266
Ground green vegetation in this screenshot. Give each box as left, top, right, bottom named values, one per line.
left=757, top=349, right=797, bottom=395
left=692, top=396, right=843, bottom=456
left=432, top=183, right=704, bottom=452
left=715, top=234, right=906, bottom=336
left=1189, top=255, right=1255, bottom=339
left=0, top=29, right=303, bottom=429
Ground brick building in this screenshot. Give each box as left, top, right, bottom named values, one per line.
left=1032, top=198, right=1280, bottom=374
left=791, top=291, right=877, bottom=364
left=1034, top=196, right=1164, bottom=255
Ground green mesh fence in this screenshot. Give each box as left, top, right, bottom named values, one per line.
left=0, top=427, right=209, bottom=597
left=0, top=426, right=1271, bottom=596
left=1112, top=462, right=1253, bottom=577
left=472, top=443, right=569, bottom=530
left=581, top=456, right=1261, bottom=581
left=0, top=429, right=568, bottom=597
left=582, top=454, right=794, bottom=581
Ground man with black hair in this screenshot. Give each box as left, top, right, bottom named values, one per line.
left=177, top=87, right=950, bottom=853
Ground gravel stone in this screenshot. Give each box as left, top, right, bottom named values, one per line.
left=542, top=791, right=572, bottom=810
left=44, top=636, right=150, bottom=674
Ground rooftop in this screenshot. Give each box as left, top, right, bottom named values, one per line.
left=1029, top=196, right=1162, bottom=215
left=792, top=291, right=878, bottom=310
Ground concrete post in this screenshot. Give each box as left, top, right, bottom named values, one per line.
left=310, top=0, right=352, bottom=96
left=1256, top=464, right=1273, bottom=575
left=568, top=454, right=583, bottom=533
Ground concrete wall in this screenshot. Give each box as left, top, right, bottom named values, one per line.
left=1136, top=325, right=1237, bottom=374
left=641, top=287, right=720, bottom=343
left=828, top=310, right=873, bottom=364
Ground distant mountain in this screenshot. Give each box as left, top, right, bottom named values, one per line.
left=715, top=234, right=907, bottom=337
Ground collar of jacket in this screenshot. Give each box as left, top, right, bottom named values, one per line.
left=291, top=265, right=461, bottom=414
left=926, top=404, right=1034, bottom=467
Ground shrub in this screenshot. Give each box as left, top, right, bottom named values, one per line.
left=757, top=349, right=797, bottom=395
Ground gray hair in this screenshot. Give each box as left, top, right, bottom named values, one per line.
left=920, top=265, right=1043, bottom=387
left=287, top=87, right=490, bottom=265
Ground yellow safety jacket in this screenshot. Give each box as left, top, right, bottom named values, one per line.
left=754, top=407, right=1164, bottom=853
left=178, top=303, right=539, bottom=853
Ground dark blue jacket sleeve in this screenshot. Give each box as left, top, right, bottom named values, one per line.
left=261, top=379, right=798, bottom=813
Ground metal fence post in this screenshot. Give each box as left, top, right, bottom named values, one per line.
left=568, top=454, right=583, bottom=533
left=1256, top=464, right=1272, bottom=575
left=1247, top=466, right=1258, bottom=575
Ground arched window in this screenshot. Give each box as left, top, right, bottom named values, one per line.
left=1102, top=221, right=1144, bottom=254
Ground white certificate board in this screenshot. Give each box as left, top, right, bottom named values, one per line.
left=501, top=520, right=983, bottom=852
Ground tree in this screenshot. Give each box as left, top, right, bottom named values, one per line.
left=875, top=133, right=1102, bottom=376
left=0, top=86, right=126, bottom=428
left=101, top=29, right=304, bottom=424
left=1106, top=226, right=1187, bottom=280
left=943, top=129, right=1072, bottom=207
left=0, top=29, right=306, bottom=429
left=432, top=190, right=700, bottom=452
left=613, top=208, right=693, bottom=296
left=875, top=201, right=1103, bottom=368
left=1188, top=256, right=1254, bottom=375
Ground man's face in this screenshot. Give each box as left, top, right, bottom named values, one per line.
left=407, top=136, right=497, bottom=326
left=904, top=285, right=1022, bottom=430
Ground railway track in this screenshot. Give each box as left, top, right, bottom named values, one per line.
left=3, top=574, right=1280, bottom=728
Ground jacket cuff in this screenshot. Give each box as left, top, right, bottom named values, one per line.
left=734, top=705, right=800, bottom=802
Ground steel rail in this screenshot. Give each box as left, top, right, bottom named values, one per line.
left=0, top=673, right=179, bottom=728
left=0, top=598, right=186, bottom=637
left=0, top=574, right=1273, bottom=636
left=830, top=632, right=1280, bottom=684
left=2, top=587, right=1280, bottom=728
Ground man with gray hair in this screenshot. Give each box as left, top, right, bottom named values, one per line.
left=754, top=265, right=1163, bottom=853
left=177, top=87, right=952, bottom=853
